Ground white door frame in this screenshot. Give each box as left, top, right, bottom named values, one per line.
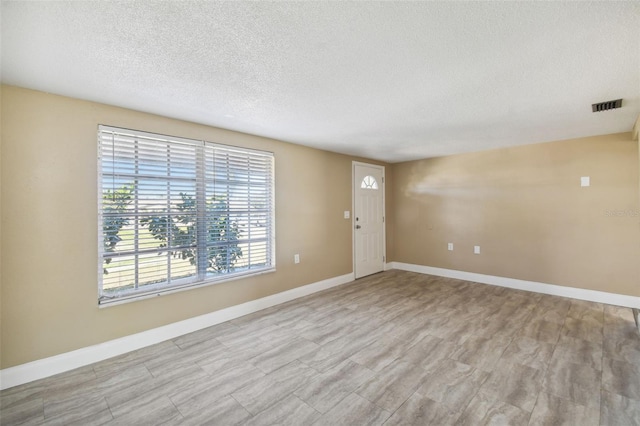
left=352, top=161, right=386, bottom=279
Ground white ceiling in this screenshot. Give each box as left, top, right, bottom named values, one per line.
left=2, top=1, right=639, bottom=163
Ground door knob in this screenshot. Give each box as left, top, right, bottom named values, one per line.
left=355, top=225, right=361, bottom=229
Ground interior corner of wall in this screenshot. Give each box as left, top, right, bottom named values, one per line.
left=633, top=114, right=640, bottom=141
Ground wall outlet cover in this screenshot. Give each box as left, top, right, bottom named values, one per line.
left=474, top=246, right=481, bottom=254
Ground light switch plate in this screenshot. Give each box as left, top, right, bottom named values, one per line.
left=474, top=246, right=481, bottom=254
left=344, top=211, right=350, bottom=219
left=448, top=243, right=453, bottom=251
left=581, top=176, right=590, bottom=187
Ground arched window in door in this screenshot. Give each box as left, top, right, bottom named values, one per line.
left=360, top=175, right=379, bottom=189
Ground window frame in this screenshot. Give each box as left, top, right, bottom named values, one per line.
left=97, top=125, right=276, bottom=306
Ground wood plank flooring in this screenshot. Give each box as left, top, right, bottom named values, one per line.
left=2, top=270, right=639, bottom=425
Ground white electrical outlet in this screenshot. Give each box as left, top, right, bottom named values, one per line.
left=448, top=243, right=453, bottom=251
left=474, top=246, right=481, bottom=254
left=344, top=211, right=350, bottom=219
left=581, top=176, right=590, bottom=187
left=294, top=254, right=300, bottom=264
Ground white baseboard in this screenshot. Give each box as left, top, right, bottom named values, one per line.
left=0, top=272, right=354, bottom=390
left=5, top=264, right=637, bottom=390
left=390, top=262, right=640, bottom=309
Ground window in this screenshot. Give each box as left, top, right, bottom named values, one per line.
left=360, top=175, right=378, bottom=189
left=98, top=126, right=274, bottom=304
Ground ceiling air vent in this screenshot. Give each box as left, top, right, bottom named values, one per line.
left=592, top=99, right=622, bottom=112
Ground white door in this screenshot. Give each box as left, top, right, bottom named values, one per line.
left=353, top=162, right=385, bottom=279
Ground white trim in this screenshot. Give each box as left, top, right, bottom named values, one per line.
left=99, top=268, right=276, bottom=308
left=97, top=124, right=276, bottom=306
left=384, top=262, right=394, bottom=271
left=390, top=262, right=640, bottom=309
left=0, top=272, right=354, bottom=390
left=352, top=161, right=386, bottom=279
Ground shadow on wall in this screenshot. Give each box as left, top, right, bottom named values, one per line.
left=403, top=152, right=559, bottom=276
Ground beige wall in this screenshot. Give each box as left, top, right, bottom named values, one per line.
left=1, top=83, right=637, bottom=370
left=393, top=133, right=640, bottom=297
left=0, top=84, right=3, bottom=371
left=634, top=115, right=640, bottom=192
left=0, top=85, right=392, bottom=368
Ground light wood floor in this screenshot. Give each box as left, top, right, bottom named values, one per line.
left=2, top=270, right=640, bottom=425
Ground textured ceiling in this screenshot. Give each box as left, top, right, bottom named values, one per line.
left=2, top=1, right=639, bottom=162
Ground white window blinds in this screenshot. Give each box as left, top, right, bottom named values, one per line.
left=98, top=125, right=275, bottom=304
